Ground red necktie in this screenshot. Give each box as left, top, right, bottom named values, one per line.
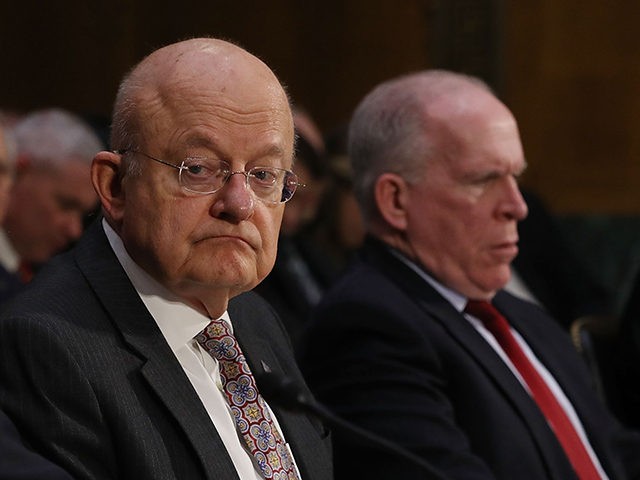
left=465, top=300, right=601, bottom=480
left=17, top=260, right=33, bottom=283
left=196, top=319, right=300, bottom=480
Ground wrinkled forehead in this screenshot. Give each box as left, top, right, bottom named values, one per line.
left=135, top=43, right=293, bottom=143
left=145, top=41, right=288, bottom=108
left=136, top=91, right=294, bottom=164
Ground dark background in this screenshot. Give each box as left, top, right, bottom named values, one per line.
left=1, top=0, right=640, bottom=214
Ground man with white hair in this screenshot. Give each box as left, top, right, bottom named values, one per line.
left=299, top=69, right=640, bottom=479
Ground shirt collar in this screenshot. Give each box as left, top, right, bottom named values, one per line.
left=102, top=219, right=229, bottom=350
left=387, top=246, right=468, bottom=313
left=0, top=228, right=20, bottom=272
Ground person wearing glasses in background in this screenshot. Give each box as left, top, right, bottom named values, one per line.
left=0, top=37, right=332, bottom=480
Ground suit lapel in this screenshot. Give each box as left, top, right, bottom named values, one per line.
left=364, top=240, right=544, bottom=408
left=73, top=222, right=238, bottom=479
left=493, top=292, right=620, bottom=478
left=428, top=296, right=575, bottom=478
left=364, top=239, right=576, bottom=479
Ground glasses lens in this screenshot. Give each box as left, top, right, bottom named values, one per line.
left=248, top=167, right=299, bottom=204
left=281, top=171, right=299, bottom=203
left=179, top=158, right=299, bottom=203
left=248, top=167, right=280, bottom=203
left=180, top=158, right=227, bottom=193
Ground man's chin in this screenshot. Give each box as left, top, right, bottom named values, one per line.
left=471, top=266, right=512, bottom=297
left=493, top=268, right=513, bottom=292
left=197, top=272, right=258, bottom=295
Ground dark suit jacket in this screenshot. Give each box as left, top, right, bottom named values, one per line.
left=298, top=236, right=640, bottom=480
left=0, top=408, right=73, bottom=480
left=0, top=263, right=24, bottom=306
left=0, top=222, right=332, bottom=480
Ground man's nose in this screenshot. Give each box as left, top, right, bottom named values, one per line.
left=209, top=173, right=255, bottom=222
left=501, top=177, right=528, bottom=221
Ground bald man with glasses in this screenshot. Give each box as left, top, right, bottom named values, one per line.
left=0, top=38, right=331, bottom=480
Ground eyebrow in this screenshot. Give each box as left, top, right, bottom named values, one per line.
left=183, top=138, right=288, bottom=161
left=260, top=143, right=287, bottom=160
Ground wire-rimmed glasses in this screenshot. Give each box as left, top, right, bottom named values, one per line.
left=115, top=149, right=303, bottom=204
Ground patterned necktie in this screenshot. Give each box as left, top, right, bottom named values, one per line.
left=196, top=319, right=300, bottom=480
left=465, top=300, right=601, bottom=480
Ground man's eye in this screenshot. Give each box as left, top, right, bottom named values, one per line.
left=184, top=160, right=227, bottom=178
left=187, top=164, right=222, bottom=176
left=187, top=164, right=203, bottom=175
left=252, top=169, right=277, bottom=184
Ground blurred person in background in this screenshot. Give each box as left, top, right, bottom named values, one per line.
left=255, top=108, right=338, bottom=345
left=279, top=108, right=328, bottom=237
left=0, top=108, right=101, bottom=298
left=309, top=123, right=365, bottom=272
left=0, top=122, right=21, bottom=302
left=0, top=123, right=74, bottom=479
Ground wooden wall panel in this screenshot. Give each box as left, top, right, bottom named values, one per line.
left=1, top=0, right=638, bottom=214
left=503, top=1, right=640, bottom=213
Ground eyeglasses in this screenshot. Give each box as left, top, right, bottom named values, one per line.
left=115, top=150, right=303, bottom=204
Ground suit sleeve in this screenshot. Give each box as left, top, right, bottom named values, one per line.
left=0, top=408, right=74, bottom=480
left=0, top=315, right=117, bottom=480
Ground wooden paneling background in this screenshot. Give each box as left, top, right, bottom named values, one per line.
left=1, top=0, right=639, bottom=214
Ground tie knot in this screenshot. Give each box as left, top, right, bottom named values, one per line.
left=465, top=299, right=495, bottom=317
left=195, top=319, right=238, bottom=361
left=202, top=318, right=231, bottom=338
left=464, top=299, right=507, bottom=329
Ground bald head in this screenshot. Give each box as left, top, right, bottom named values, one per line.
left=405, top=72, right=515, bottom=151
left=111, top=38, right=291, bottom=153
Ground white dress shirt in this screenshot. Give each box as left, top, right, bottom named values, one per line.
left=103, top=220, right=298, bottom=480
left=0, top=228, right=19, bottom=272
left=391, top=248, right=608, bottom=478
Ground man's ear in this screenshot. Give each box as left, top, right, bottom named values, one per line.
left=374, top=172, right=410, bottom=231
left=92, top=151, right=125, bottom=223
